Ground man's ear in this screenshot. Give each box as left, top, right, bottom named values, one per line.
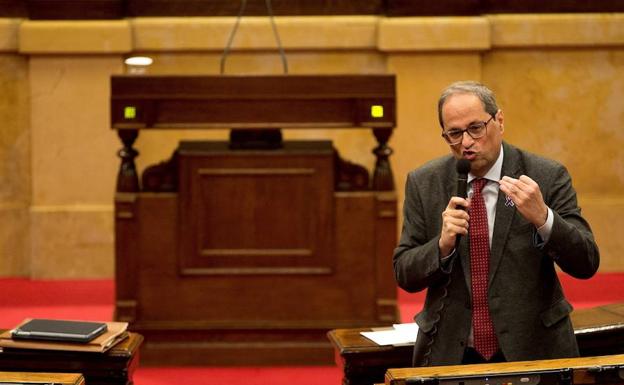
left=496, top=109, right=504, bottom=132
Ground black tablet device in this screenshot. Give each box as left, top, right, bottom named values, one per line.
left=11, top=319, right=108, bottom=343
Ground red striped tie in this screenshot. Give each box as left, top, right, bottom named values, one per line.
left=470, top=178, right=499, bottom=360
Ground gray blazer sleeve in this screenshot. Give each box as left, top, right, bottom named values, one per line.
left=540, top=164, right=600, bottom=278
left=393, top=169, right=452, bottom=293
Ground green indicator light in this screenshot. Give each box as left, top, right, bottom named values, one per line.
left=371, top=105, right=384, bottom=118
left=124, top=106, right=137, bottom=119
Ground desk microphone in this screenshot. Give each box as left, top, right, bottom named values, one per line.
left=455, top=159, right=471, bottom=249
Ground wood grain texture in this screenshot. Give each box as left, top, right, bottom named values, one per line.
left=115, top=142, right=398, bottom=365
left=386, top=354, right=624, bottom=385
left=0, top=372, right=84, bottom=385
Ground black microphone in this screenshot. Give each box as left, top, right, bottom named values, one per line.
left=456, top=158, right=470, bottom=200
left=455, top=159, right=471, bottom=249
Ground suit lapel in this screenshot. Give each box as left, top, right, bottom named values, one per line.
left=489, top=142, right=522, bottom=286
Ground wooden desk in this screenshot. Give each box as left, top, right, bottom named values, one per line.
left=0, top=371, right=84, bottom=385
left=385, top=353, right=624, bottom=385
left=572, top=302, right=624, bottom=356
left=0, top=332, right=143, bottom=385
left=328, top=328, right=412, bottom=385
left=329, top=302, right=624, bottom=385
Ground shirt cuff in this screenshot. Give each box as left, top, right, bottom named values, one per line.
left=534, top=207, right=554, bottom=247
left=439, top=250, right=456, bottom=273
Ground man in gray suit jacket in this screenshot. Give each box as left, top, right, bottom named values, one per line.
left=393, top=81, right=600, bottom=366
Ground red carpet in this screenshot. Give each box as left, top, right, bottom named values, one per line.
left=134, top=366, right=342, bottom=385
left=1, top=273, right=622, bottom=385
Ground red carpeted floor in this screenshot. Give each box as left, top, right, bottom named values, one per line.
left=1, top=273, right=622, bottom=385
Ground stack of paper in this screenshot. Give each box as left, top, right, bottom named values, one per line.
left=360, top=323, right=419, bottom=346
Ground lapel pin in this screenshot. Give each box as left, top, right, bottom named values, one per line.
left=505, top=195, right=515, bottom=207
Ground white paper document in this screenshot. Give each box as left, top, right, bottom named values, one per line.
left=360, top=322, right=419, bottom=346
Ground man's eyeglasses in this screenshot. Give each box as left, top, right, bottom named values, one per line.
left=441, top=115, right=495, bottom=145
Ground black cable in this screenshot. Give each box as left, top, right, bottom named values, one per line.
left=421, top=259, right=455, bottom=366
left=220, top=0, right=289, bottom=75
left=220, top=0, right=247, bottom=75
left=422, top=160, right=469, bottom=366
left=265, top=0, right=289, bottom=74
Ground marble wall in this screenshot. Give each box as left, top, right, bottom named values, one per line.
left=1, top=14, right=622, bottom=277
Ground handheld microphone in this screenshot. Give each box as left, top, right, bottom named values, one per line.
left=455, top=159, right=471, bottom=249
left=456, top=158, right=470, bottom=200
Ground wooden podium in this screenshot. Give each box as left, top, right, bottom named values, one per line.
left=329, top=302, right=624, bottom=385
left=110, top=75, right=399, bottom=365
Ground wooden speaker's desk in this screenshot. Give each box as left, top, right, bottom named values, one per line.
left=329, top=302, right=624, bottom=385
left=0, top=332, right=143, bottom=385
left=0, top=371, right=85, bottom=385
left=111, top=75, right=399, bottom=365
left=385, top=354, right=624, bottom=385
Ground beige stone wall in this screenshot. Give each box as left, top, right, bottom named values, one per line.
left=0, top=53, right=30, bottom=276
left=0, top=19, right=30, bottom=276
left=483, top=49, right=624, bottom=271
left=28, top=57, right=123, bottom=278
left=1, top=14, right=622, bottom=277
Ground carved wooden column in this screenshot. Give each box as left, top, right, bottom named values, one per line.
left=371, top=129, right=394, bottom=191
left=116, top=129, right=139, bottom=192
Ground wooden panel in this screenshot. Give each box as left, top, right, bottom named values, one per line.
left=110, top=75, right=396, bottom=130
left=16, top=0, right=624, bottom=18
left=25, top=0, right=124, bottom=19
left=386, top=354, right=624, bottom=385
left=0, top=372, right=84, bottom=385
left=137, top=168, right=380, bottom=323
left=374, top=192, right=399, bottom=323
left=114, top=193, right=140, bottom=323
left=126, top=0, right=383, bottom=16
left=386, top=0, right=624, bottom=15
left=0, top=0, right=27, bottom=17
left=138, top=328, right=334, bottom=366
left=177, top=141, right=334, bottom=275
left=115, top=187, right=398, bottom=365
left=484, top=0, right=624, bottom=13
left=385, top=0, right=481, bottom=16
left=154, top=99, right=378, bottom=128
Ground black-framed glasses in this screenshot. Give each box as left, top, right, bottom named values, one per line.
left=441, top=115, right=495, bottom=145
